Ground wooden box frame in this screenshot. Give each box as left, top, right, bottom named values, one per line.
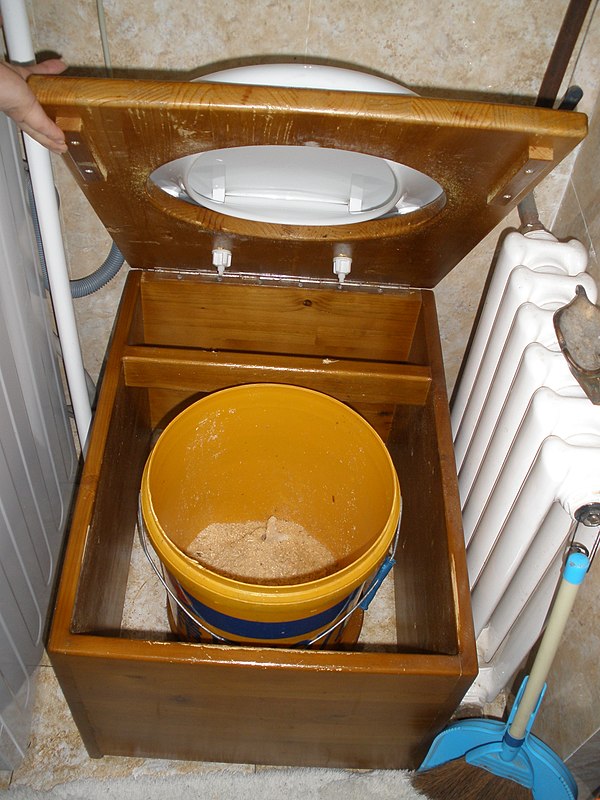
left=35, top=75, right=586, bottom=769
left=49, top=270, right=476, bottom=768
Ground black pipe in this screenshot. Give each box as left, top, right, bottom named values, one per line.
left=536, top=0, right=594, bottom=108
left=518, top=0, right=593, bottom=229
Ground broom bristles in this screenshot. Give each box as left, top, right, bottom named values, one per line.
left=412, top=758, right=533, bottom=799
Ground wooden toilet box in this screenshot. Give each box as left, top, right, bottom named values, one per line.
left=33, top=74, right=586, bottom=768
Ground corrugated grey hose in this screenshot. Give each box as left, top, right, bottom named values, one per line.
left=26, top=171, right=125, bottom=298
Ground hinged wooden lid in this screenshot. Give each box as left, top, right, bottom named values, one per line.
left=32, top=76, right=586, bottom=288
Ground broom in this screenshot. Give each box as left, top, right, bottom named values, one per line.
left=412, top=546, right=589, bottom=800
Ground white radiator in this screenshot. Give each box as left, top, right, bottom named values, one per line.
left=452, top=230, right=600, bottom=705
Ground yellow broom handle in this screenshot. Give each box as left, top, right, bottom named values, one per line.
left=508, top=550, right=588, bottom=741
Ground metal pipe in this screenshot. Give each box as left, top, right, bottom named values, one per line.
left=0, top=0, right=92, bottom=449
left=517, top=0, right=593, bottom=229
left=536, top=0, right=593, bottom=108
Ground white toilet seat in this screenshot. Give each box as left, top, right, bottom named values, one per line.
left=149, top=64, right=445, bottom=226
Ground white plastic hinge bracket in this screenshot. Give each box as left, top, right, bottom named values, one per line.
left=348, top=175, right=364, bottom=213
left=212, top=247, right=232, bottom=276
left=333, top=254, right=352, bottom=284
left=211, top=164, right=226, bottom=202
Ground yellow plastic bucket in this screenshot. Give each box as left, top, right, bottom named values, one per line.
left=140, top=383, right=401, bottom=647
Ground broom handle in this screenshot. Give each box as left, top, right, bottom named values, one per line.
left=508, top=549, right=589, bottom=741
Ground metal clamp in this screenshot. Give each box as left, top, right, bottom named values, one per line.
left=574, top=504, right=600, bottom=567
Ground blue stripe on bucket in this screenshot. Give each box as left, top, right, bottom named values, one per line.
left=179, top=583, right=357, bottom=640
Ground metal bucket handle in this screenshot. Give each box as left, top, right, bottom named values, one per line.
left=137, top=500, right=400, bottom=647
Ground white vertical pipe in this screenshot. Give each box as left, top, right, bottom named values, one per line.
left=25, top=145, right=91, bottom=447
left=1, top=0, right=92, bottom=449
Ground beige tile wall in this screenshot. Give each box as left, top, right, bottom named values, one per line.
left=25, top=0, right=600, bottom=766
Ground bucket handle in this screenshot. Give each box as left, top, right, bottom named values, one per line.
left=137, top=504, right=229, bottom=643
left=305, top=519, right=400, bottom=646
left=137, top=501, right=400, bottom=648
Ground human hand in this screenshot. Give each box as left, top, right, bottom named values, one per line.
left=0, top=59, right=67, bottom=153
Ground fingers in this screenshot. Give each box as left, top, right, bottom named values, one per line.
left=23, top=58, right=68, bottom=77
left=0, top=60, right=67, bottom=153
left=18, top=122, right=68, bottom=153
left=18, top=108, right=68, bottom=153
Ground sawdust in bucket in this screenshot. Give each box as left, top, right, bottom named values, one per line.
left=185, top=515, right=337, bottom=585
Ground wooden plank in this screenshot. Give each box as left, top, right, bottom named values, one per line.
left=137, top=276, right=423, bottom=363
left=50, top=637, right=471, bottom=768
left=32, top=75, right=587, bottom=288
left=123, top=346, right=430, bottom=439
left=420, top=290, right=476, bottom=668
left=122, top=346, right=431, bottom=404
left=48, top=272, right=152, bottom=637
left=72, top=373, right=149, bottom=635
left=388, top=291, right=476, bottom=670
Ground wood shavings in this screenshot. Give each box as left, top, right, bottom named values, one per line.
left=185, top=515, right=337, bottom=585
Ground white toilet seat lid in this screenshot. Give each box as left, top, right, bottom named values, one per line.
left=182, top=145, right=406, bottom=226
left=152, top=146, right=444, bottom=226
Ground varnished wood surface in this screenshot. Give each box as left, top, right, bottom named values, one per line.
left=50, top=272, right=146, bottom=639
left=420, top=291, right=476, bottom=666
left=32, top=75, right=586, bottom=288
left=123, top=346, right=430, bottom=439
left=137, top=275, right=424, bottom=363
left=388, top=292, right=476, bottom=663
left=72, top=373, right=149, bottom=635
left=122, top=347, right=432, bottom=403
left=48, top=272, right=476, bottom=767
left=51, top=642, right=470, bottom=768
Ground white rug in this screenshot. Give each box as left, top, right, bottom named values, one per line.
left=7, top=763, right=428, bottom=800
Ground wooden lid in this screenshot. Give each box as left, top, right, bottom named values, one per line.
left=32, top=76, right=586, bottom=288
